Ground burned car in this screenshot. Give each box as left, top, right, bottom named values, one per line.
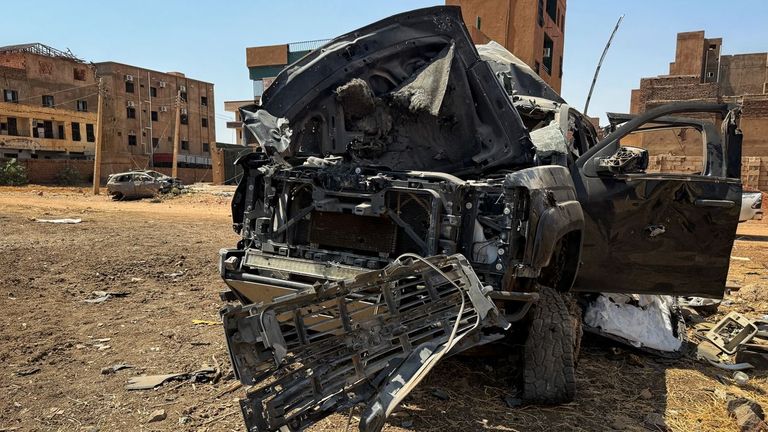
left=106, top=171, right=163, bottom=200
left=218, top=6, right=743, bottom=431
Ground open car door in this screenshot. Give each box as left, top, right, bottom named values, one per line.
left=573, top=102, right=742, bottom=298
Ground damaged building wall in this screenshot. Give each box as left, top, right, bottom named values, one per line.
left=627, top=30, right=768, bottom=191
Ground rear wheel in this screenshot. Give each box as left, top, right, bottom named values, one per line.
left=522, top=284, right=579, bottom=404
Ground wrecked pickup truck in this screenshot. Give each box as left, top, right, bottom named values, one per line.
left=218, top=6, right=744, bottom=431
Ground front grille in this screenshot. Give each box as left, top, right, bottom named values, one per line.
left=309, top=211, right=397, bottom=254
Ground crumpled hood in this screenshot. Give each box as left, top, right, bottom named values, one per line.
left=241, top=6, right=535, bottom=177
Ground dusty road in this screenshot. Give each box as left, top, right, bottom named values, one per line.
left=1, top=186, right=767, bottom=431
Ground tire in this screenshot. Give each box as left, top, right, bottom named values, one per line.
left=522, top=284, right=579, bottom=405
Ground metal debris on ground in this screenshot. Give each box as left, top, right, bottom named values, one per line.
left=34, top=218, right=82, bottom=224
left=83, top=290, right=129, bottom=304
left=100, top=364, right=133, bottom=375
left=705, top=312, right=759, bottom=354
left=125, top=367, right=216, bottom=391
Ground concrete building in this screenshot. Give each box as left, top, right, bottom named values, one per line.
left=628, top=30, right=768, bottom=191
left=0, top=43, right=99, bottom=160
left=93, top=62, right=222, bottom=182
left=446, top=0, right=567, bottom=93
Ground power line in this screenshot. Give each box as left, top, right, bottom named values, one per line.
left=15, top=82, right=99, bottom=102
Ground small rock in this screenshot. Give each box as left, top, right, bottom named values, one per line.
left=640, top=388, right=653, bottom=400
left=401, top=419, right=414, bottom=428
left=130, top=277, right=143, bottom=283
left=503, top=395, right=523, bottom=408
left=148, top=409, right=167, bottom=423
left=431, top=388, right=449, bottom=401
left=178, top=416, right=191, bottom=425
left=16, top=367, right=41, bottom=376
left=644, top=413, right=669, bottom=431
left=727, top=397, right=766, bottom=432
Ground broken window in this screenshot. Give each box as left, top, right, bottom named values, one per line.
left=537, top=0, right=544, bottom=27
left=181, top=140, right=189, bottom=150
left=542, top=33, right=554, bottom=75
left=202, top=142, right=209, bottom=152
left=128, top=134, right=137, bottom=146
left=200, top=96, right=208, bottom=106
left=180, top=91, right=187, bottom=102
left=86, top=124, right=95, bottom=142
left=125, top=81, right=134, bottom=93
left=150, top=87, right=157, bottom=97
left=71, top=122, right=81, bottom=141
left=180, top=113, right=188, bottom=125
left=42, top=95, right=54, bottom=107
left=127, top=106, right=136, bottom=119
left=151, top=111, right=158, bottom=122
left=73, top=68, right=86, bottom=81
left=546, top=0, right=557, bottom=22
left=201, top=117, right=208, bottom=128
left=77, top=100, right=88, bottom=112
left=3, top=89, right=18, bottom=103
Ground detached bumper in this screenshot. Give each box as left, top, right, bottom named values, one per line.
left=221, top=254, right=510, bottom=432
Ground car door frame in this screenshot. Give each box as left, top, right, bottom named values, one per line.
left=571, top=101, right=743, bottom=298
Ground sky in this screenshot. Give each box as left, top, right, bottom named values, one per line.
left=4, top=1, right=768, bottom=144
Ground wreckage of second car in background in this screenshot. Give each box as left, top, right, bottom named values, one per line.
left=217, top=6, right=745, bottom=432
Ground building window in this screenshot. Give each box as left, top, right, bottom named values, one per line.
left=125, top=81, right=134, bottom=93
left=77, top=100, right=88, bottom=112
left=128, top=134, right=137, bottom=146
left=7, top=117, right=18, bottom=135
left=127, top=106, right=136, bottom=118
left=86, top=124, right=95, bottom=142
left=180, top=113, right=188, bottom=125
left=181, top=140, right=189, bottom=150
left=203, top=142, right=210, bottom=153
left=72, top=122, right=81, bottom=141
left=201, top=96, right=208, bottom=106
left=546, top=0, right=557, bottom=22
left=152, top=137, right=159, bottom=148
left=542, top=33, right=554, bottom=75
left=180, top=90, right=187, bottom=102
left=42, top=95, right=54, bottom=107
left=150, top=87, right=157, bottom=97
left=707, top=71, right=715, bottom=78
left=537, top=0, right=544, bottom=27
left=151, top=111, right=158, bottom=122
left=3, top=89, right=18, bottom=103
left=73, top=68, right=86, bottom=81
left=201, top=117, right=208, bottom=128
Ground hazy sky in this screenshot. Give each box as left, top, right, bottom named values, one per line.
left=4, top=1, right=767, bottom=143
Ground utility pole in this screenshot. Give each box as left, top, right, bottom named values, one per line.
left=92, top=77, right=104, bottom=195
left=172, top=90, right=181, bottom=178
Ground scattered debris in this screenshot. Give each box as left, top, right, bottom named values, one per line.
left=431, top=388, right=450, bottom=401
left=733, top=371, right=750, bottom=386
left=125, top=367, right=216, bottom=390
left=503, top=396, right=523, bottom=408
left=83, top=290, right=129, bottom=304
left=727, top=397, right=767, bottom=432
left=731, top=256, right=752, bottom=261
left=163, top=271, right=184, bottom=278
left=679, top=296, right=721, bottom=316
left=100, top=364, right=133, bottom=375
left=15, top=367, right=40, bottom=377
left=192, top=319, right=219, bottom=326
left=34, top=218, right=82, bottom=224
left=147, top=409, right=167, bottom=423
left=705, top=312, right=758, bottom=354
left=584, top=294, right=684, bottom=354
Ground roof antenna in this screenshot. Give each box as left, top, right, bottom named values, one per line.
left=583, top=14, right=624, bottom=116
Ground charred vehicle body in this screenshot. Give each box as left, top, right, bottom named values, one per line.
left=218, top=7, right=744, bottom=431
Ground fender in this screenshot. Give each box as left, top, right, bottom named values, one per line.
left=531, top=200, right=584, bottom=268
left=504, top=165, right=584, bottom=272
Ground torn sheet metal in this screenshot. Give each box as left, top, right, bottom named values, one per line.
left=583, top=294, right=685, bottom=354
left=221, top=254, right=508, bottom=432
left=705, top=311, right=758, bottom=355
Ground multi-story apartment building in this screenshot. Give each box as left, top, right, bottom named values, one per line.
left=0, top=43, right=99, bottom=160
left=94, top=62, right=217, bottom=174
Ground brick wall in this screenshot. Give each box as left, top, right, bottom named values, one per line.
left=2, top=159, right=212, bottom=186
left=647, top=155, right=768, bottom=192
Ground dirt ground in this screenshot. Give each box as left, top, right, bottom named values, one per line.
left=1, top=186, right=767, bottom=432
